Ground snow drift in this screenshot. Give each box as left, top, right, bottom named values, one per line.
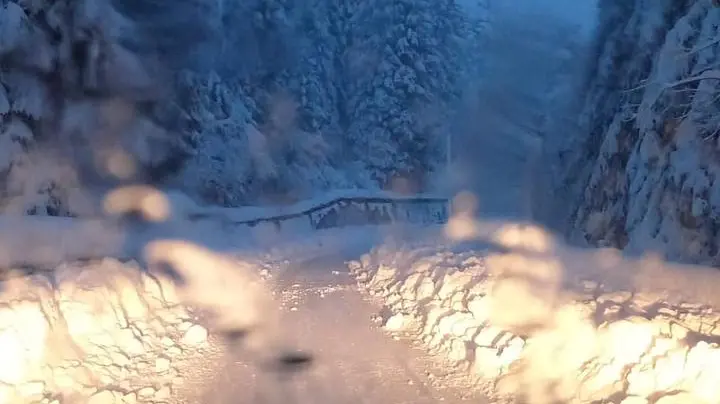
left=0, top=245, right=303, bottom=404
left=349, top=221, right=720, bottom=404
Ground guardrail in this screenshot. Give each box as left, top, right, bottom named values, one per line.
left=187, top=194, right=450, bottom=231
left=0, top=191, right=450, bottom=269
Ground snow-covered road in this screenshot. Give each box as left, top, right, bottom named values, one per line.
left=5, top=205, right=720, bottom=404
left=179, top=250, right=489, bottom=404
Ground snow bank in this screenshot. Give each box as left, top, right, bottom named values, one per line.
left=349, top=224, right=720, bottom=404
left=0, top=185, right=344, bottom=404
left=0, top=258, right=213, bottom=404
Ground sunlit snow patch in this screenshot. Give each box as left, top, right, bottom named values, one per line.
left=0, top=258, right=211, bottom=404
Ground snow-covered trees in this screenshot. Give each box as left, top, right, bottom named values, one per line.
left=445, top=6, right=588, bottom=219
left=173, top=0, right=358, bottom=205
left=0, top=0, right=475, bottom=211
left=167, top=0, right=471, bottom=204
left=292, top=0, right=341, bottom=138
left=552, top=0, right=720, bottom=265
left=0, top=0, right=186, bottom=215
left=634, top=3, right=720, bottom=142
left=117, top=0, right=221, bottom=73
left=474, top=9, right=588, bottom=141
left=345, top=0, right=467, bottom=190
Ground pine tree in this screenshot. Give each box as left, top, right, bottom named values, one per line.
left=293, top=0, right=339, bottom=138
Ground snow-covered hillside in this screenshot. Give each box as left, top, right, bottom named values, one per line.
left=547, top=0, right=720, bottom=266
left=120, top=0, right=479, bottom=206
left=0, top=0, right=484, bottom=214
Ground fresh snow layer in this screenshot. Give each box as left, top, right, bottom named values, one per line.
left=0, top=222, right=446, bottom=404
left=348, top=223, right=720, bottom=404
left=11, top=187, right=720, bottom=404
left=0, top=187, right=448, bottom=270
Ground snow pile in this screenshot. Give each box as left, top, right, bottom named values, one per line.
left=0, top=258, right=212, bottom=404
left=349, top=224, right=720, bottom=404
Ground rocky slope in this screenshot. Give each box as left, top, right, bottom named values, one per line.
left=551, top=0, right=720, bottom=266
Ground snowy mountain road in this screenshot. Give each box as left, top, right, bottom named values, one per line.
left=178, top=252, right=490, bottom=404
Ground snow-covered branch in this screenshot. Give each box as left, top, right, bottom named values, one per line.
left=661, top=68, right=720, bottom=88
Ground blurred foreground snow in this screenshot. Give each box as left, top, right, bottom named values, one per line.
left=4, top=191, right=720, bottom=403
